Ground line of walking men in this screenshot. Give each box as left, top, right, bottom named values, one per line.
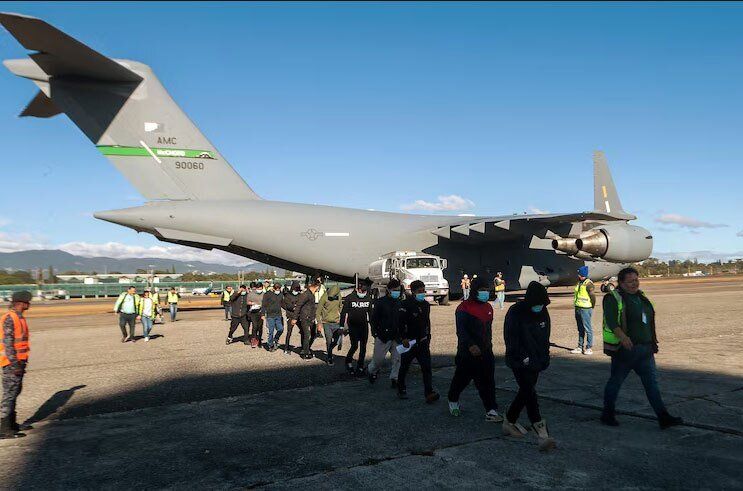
left=113, top=286, right=181, bottom=342
left=0, top=267, right=683, bottom=442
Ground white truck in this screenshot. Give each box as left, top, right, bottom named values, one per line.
left=369, top=251, right=450, bottom=305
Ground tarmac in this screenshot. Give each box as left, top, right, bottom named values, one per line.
left=1, top=277, right=741, bottom=489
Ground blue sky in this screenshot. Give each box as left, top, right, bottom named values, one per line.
left=1, top=2, right=742, bottom=264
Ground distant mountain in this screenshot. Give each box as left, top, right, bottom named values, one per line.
left=0, top=250, right=269, bottom=274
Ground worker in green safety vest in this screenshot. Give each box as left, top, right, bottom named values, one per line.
left=571, top=266, right=596, bottom=355
left=600, top=267, right=683, bottom=430
left=167, top=288, right=180, bottom=322
left=221, top=286, right=233, bottom=321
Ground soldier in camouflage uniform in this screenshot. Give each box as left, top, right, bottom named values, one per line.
left=1, top=290, right=32, bottom=439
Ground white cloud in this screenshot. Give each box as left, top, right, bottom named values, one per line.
left=57, top=241, right=254, bottom=267
left=654, top=250, right=743, bottom=263
left=654, top=214, right=727, bottom=229
left=527, top=206, right=550, bottom=214
left=401, top=195, right=475, bottom=212
left=0, top=230, right=253, bottom=267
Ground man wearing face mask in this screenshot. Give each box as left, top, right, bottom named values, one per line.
left=296, top=279, right=320, bottom=360
left=226, top=285, right=250, bottom=345
left=447, top=275, right=502, bottom=422
left=368, top=278, right=403, bottom=387
left=502, top=281, right=555, bottom=451
left=281, top=281, right=302, bottom=354
left=246, top=282, right=265, bottom=348
left=601, top=267, right=682, bottom=429
left=397, top=280, right=439, bottom=403
left=262, top=282, right=285, bottom=351
left=340, top=278, right=373, bottom=375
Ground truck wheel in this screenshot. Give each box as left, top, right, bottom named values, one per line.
left=438, top=295, right=450, bottom=306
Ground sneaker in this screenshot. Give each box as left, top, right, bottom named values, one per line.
left=125, top=336, right=132, bottom=343
left=225, top=337, right=232, bottom=345
left=425, top=392, right=440, bottom=404
left=600, top=412, right=620, bottom=426
left=368, top=371, right=378, bottom=384
left=448, top=401, right=461, bottom=417
left=485, top=409, right=504, bottom=422
left=355, top=367, right=366, bottom=377
left=345, top=363, right=354, bottom=374
left=327, top=357, right=335, bottom=366
left=284, top=350, right=291, bottom=356
left=144, top=336, right=150, bottom=342
left=570, top=347, right=583, bottom=354
left=398, top=389, right=409, bottom=400
left=121, top=336, right=127, bottom=343
left=502, top=420, right=528, bottom=437
left=583, top=348, right=593, bottom=355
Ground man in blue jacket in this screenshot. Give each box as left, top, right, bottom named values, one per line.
left=447, top=275, right=502, bottom=422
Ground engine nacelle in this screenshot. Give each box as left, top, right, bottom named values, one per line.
left=575, top=224, right=653, bottom=263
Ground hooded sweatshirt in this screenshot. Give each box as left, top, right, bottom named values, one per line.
left=281, top=281, right=302, bottom=321
left=317, top=285, right=342, bottom=323
left=503, top=281, right=551, bottom=371
left=370, top=294, right=402, bottom=342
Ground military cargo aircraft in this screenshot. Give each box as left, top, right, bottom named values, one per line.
left=1, top=13, right=653, bottom=295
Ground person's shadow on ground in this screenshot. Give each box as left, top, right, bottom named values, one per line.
left=23, top=385, right=87, bottom=426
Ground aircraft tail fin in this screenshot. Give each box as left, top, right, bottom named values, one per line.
left=593, top=151, right=633, bottom=219
left=1, top=12, right=260, bottom=201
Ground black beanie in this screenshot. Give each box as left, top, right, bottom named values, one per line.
left=524, top=281, right=550, bottom=306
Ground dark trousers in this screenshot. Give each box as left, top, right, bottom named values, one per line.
left=1, top=365, right=24, bottom=419
left=506, top=368, right=541, bottom=424
left=284, top=320, right=296, bottom=351
left=345, top=323, right=369, bottom=367
left=397, top=340, right=434, bottom=396
left=228, top=315, right=249, bottom=342
left=223, top=302, right=231, bottom=320
left=603, top=344, right=666, bottom=417
left=248, top=311, right=263, bottom=343
left=298, top=319, right=312, bottom=355
left=118, top=313, right=137, bottom=338
left=448, top=352, right=497, bottom=411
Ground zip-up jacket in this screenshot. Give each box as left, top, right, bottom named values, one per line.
left=262, top=290, right=283, bottom=317
left=317, top=285, right=342, bottom=323
left=114, top=292, right=141, bottom=314
left=296, top=290, right=317, bottom=325
left=370, top=295, right=402, bottom=342
left=399, top=297, right=431, bottom=342
left=340, top=291, right=372, bottom=327
left=455, top=299, right=494, bottom=356
left=282, top=292, right=301, bottom=321
left=229, top=291, right=249, bottom=318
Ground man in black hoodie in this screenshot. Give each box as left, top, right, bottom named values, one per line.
left=447, top=275, right=501, bottom=422
left=281, top=281, right=302, bottom=355
left=397, top=280, right=439, bottom=403
left=368, top=278, right=403, bottom=386
left=226, top=285, right=249, bottom=345
left=296, top=279, right=320, bottom=360
left=340, top=278, right=373, bottom=375
left=502, top=281, right=555, bottom=451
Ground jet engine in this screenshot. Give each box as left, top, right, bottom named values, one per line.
left=551, top=238, right=594, bottom=260
left=575, top=223, right=653, bottom=263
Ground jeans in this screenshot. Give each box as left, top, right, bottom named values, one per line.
left=223, top=302, right=231, bottom=320
left=345, top=323, right=369, bottom=368
left=603, top=344, right=667, bottom=417
left=169, top=303, right=178, bottom=321
left=448, top=352, right=497, bottom=412
left=397, top=340, right=434, bottom=396
left=367, top=337, right=401, bottom=380
left=575, top=307, right=593, bottom=349
left=462, top=288, right=470, bottom=300
left=118, top=312, right=137, bottom=338
left=141, top=315, right=154, bottom=337
left=507, top=368, right=541, bottom=424
left=265, top=316, right=284, bottom=347
left=494, top=291, right=505, bottom=310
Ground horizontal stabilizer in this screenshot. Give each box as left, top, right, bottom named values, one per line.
left=0, top=12, right=141, bottom=82
left=20, top=89, right=61, bottom=117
